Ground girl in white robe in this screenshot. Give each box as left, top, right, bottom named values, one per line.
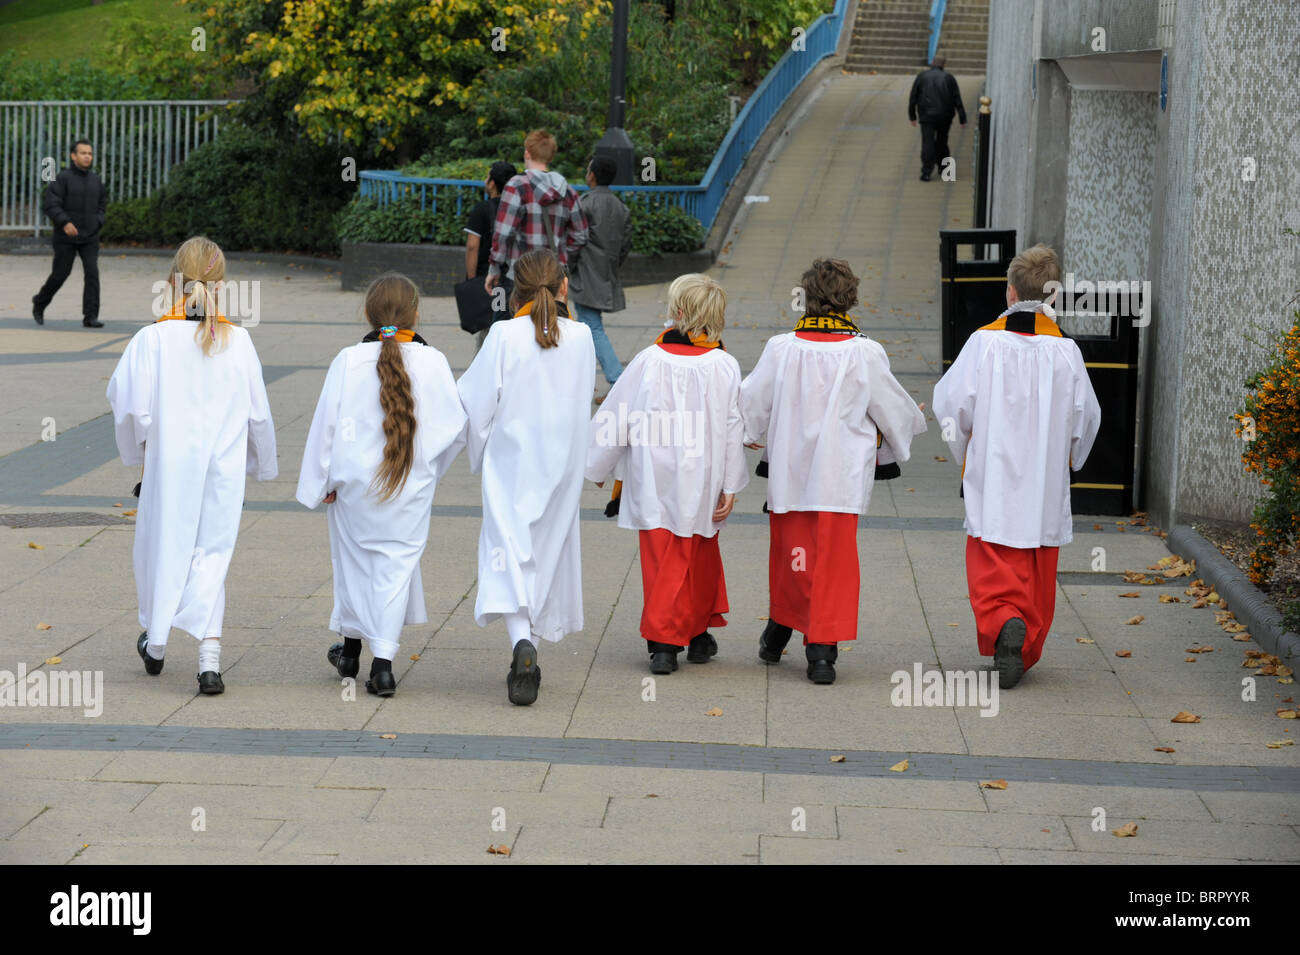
left=586, top=273, right=748, bottom=675
left=457, top=248, right=596, bottom=706
left=107, top=236, right=277, bottom=695
left=296, top=273, right=467, bottom=697
left=741, top=258, right=926, bottom=684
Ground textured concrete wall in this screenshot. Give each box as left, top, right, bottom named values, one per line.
left=1062, top=89, right=1157, bottom=336
left=984, top=0, right=1300, bottom=526
left=1147, top=0, right=1300, bottom=524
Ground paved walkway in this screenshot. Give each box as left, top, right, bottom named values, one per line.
left=1, top=73, right=1297, bottom=864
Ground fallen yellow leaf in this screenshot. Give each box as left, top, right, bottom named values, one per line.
left=379, top=733, right=397, bottom=739
left=1171, top=711, right=1200, bottom=723
left=888, top=758, right=909, bottom=773
left=1266, top=740, right=1295, bottom=748
left=1154, top=746, right=1175, bottom=753
left=830, top=754, right=846, bottom=763
left=1115, top=650, right=1132, bottom=658
left=36, top=623, right=52, bottom=631
left=1125, top=615, right=1144, bottom=625
left=1186, top=645, right=1214, bottom=654
left=27, top=542, right=44, bottom=550
left=486, top=844, right=511, bottom=856
left=1076, top=637, right=1095, bottom=645
left=1111, top=822, right=1139, bottom=837
left=44, top=656, right=61, bottom=665
left=1275, top=709, right=1298, bottom=720
left=409, top=654, right=420, bottom=661
left=1119, top=592, right=1141, bottom=598
left=1232, top=633, right=1252, bottom=642
left=705, top=707, right=723, bottom=717
left=1159, top=594, right=1181, bottom=603
left=980, top=779, right=1008, bottom=790
left=122, top=509, right=137, bottom=517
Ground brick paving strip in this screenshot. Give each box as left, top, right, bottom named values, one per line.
left=4, top=723, right=1296, bottom=793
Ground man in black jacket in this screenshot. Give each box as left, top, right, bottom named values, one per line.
left=33, top=139, right=106, bottom=327
left=907, top=56, right=967, bottom=182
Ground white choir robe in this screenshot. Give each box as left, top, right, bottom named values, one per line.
left=296, top=342, right=467, bottom=660
left=585, top=344, right=749, bottom=536
left=107, top=322, right=277, bottom=647
left=740, top=332, right=927, bottom=513
left=457, top=314, right=596, bottom=643
left=932, top=325, right=1102, bottom=548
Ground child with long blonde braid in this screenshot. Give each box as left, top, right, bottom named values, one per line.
left=297, top=273, right=467, bottom=697
left=107, top=235, right=277, bottom=695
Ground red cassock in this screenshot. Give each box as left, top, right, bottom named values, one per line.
left=768, top=510, right=860, bottom=645
left=638, top=529, right=729, bottom=647
left=965, top=535, right=1059, bottom=670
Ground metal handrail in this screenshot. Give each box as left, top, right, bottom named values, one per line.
left=359, top=0, right=849, bottom=233
left=928, top=0, right=948, bottom=65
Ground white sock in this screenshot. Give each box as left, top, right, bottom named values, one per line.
left=504, top=612, right=533, bottom=648
left=146, top=642, right=165, bottom=661
left=198, top=638, right=220, bottom=673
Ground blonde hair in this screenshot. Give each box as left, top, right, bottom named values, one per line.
left=510, top=249, right=564, bottom=349
left=667, top=273, right=726, bottom=341
left=363, top=273, right=419, bottom=501
left=167, top=235, right=230, bottom=356
left=1007, top=244, right=1062, bottom=303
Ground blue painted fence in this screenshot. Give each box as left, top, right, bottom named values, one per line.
left=359, top=0, right=848, bottom=234
left=928, top=0, right=948, bottom=65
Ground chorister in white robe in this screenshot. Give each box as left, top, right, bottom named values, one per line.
left=457, top=313, right=596, bottom=642
left=931, top=304, right=1103, bottom=549
left=585, top=344, right=749, bottom=537
left=107, top=322, right=277, bottom=645
left=296, top=341, right=467, bottom=660
left=740, top=332, right=927, bottom=513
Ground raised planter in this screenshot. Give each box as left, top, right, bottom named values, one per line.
left=341, top=241, right=715, bottom=295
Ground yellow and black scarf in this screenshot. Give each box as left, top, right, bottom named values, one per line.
left=655, top=327, right=723, bottom=349
left=793, top=312, right=861, bottom=335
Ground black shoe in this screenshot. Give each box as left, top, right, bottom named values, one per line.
left=197, top=671, right=224, bottom=695
left=327, top=642, right=359, bottom=680
left=805, top=643, right=838, bottom=685
left=83, top=317, right=104, bottom=328
left=137, top=631, right=163, bottom=675
left=994, top=617, right=1027, bottom=689
left=365, top=670, right=396, bottom=697
left=647, top=641, right=680, bottom=674
left=686, top=632, right=718, bottom=664
left=507, top=639, right=540, bottom=706
left=919, top=173, right=931, bottom=181
left=758, top=620, right=794, bottom=664
left=32, top=298, right=44, bottom=325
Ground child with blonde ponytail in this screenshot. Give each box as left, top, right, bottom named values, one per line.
left=297, top=273, right=467, bottom=697
left=457, top=248, right=596, bottom=706
left=107, top=235, right=277, bottom=695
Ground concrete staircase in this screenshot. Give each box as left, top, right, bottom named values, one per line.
left=845, top=0, right=930, bottom=74
left=934, top=0, right=988, bottom=74
left=845, top=0, right=988, bottom=75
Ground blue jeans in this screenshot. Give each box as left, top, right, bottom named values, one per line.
left=573, top=302, right=623, bottom=385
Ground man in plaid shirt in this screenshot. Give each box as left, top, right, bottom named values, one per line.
left=485, top=130, right=589, bottom=295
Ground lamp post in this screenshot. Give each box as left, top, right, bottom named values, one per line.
left=593, top=0, right=635, bottom=185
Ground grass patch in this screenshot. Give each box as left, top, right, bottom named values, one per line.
left=0, top=0, right=188, bottom=67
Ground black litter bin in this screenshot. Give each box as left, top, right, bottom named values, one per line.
left=938, top=229, right=1138, bottom=516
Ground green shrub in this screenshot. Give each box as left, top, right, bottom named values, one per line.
left=627, top=200, right=705, bottom=254
left=336, top=191, right=703, bottom=256
left=100, top=195, right=161, bottom=244
left=0, top=51, right=153, bottom=98
left=155, top=126, right=353, bottom=254
left=400, top=157, right=501, bottom=182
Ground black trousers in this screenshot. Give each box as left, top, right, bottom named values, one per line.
left=919, top=120, right=952, bottom=177
left=35, top=238, right=100, bottom=321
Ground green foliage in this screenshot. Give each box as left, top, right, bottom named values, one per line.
left=685, top=0, right=835, bottom=86
left=99, top=15, right=229, bottom=98
left=0, top=51, right=153, bottom=98
left=96, top=127, right=353, bottom=254
left=400, top=157, right=501, bottom=182
left=335, top=192, right=702, bottom=255
left=626, top=200, right=704, bottom=254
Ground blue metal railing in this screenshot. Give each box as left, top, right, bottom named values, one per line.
left=359, top=0, right=848, bottom=235
left=928, top=0, right=948, bottom=65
